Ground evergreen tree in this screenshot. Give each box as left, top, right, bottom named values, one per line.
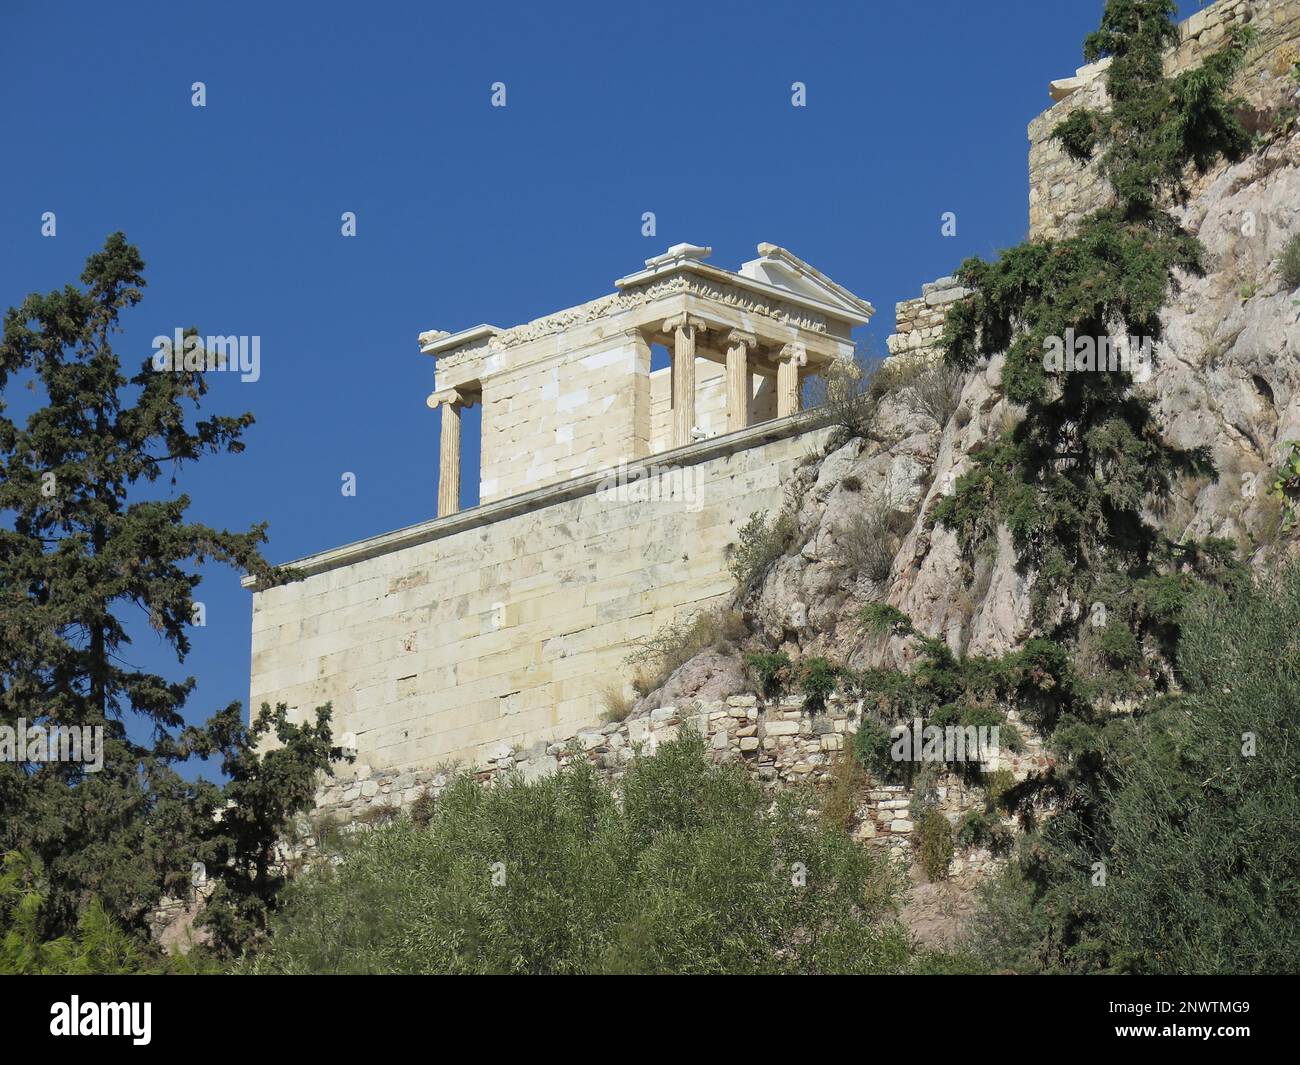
left=933, top=1, right=1270, bottom=971
left=935, top=0, right=1250, bottom=669
left=0, top=233, right=338, bottom=950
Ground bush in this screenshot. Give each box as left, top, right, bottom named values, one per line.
left=955, top=810, right=1012, bottom=856
left=1281, top=234, right=1300, bottom=290
left=744, top=651, right=792, bottom=699
left=729, top=510, right=794, bottom=592
left=838, top=496, right=904, bottom=583
left=909, top=363, right=965, bottom=427
left=241, top=733, right=912, bottom=974
left=914, top=809, right=955, bottom=882
left=852, top=714, right=902, bottom=783
left=819, top=754, right=864, bottom=833
left=599, top=681, right=634, bottom=723
left=799, top=657, right=840, bottom=713
left=981, top=768, right=1016, bottom=812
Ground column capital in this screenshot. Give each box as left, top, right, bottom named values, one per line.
left=662, top=313, right=708, bottom=334
left=779, top=342, right=808, bottom=367
left=726, top=329, right=757, bottom=349
left=426, top=387, right=465, bottom=410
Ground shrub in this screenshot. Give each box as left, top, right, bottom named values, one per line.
left=729, top=510, right=793, bottom=592
left=955, top=810, right=1013, bottom=856
left=744, top=651, right=792, bottom=698
left=852, top=715, right=901, bottom=783
left=909, top=363, right=965, bottom=427
left=1268, top=440, right=1300, bottom=532
left=819, top=753, right=864, bottom=834
left=838, top=494, right=905, bottom=583
left=982, top=768, right=1016, bottom=812
left=799, top=657, right=840, bottom=713
left=242, top=733, right=912, bottom=974
left=408, top=789, right=437, bottom=829
left=815, top=348, right=883, bottom=442
left=914, top=809, right=955, bottom=882
left=599, top=681, right=634, bottom=723
left=858, top=604, right=914, bottom=638
left=1281, top=234, right=1300, bottom=290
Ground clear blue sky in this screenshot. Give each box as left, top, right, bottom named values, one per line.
left=0, top=0, right=1208, bottom=773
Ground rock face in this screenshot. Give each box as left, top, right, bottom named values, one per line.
left=741, top=113, right=1300, bottom=675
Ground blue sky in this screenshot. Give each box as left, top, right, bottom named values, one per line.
left=0, top=0, right=1208, bottom=773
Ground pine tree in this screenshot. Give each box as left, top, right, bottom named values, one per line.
left=0, top=233, right=337, bottom=948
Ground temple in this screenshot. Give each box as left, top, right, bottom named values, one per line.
left=422, top=242, right=873, bottom=514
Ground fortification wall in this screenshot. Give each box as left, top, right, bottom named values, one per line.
left=1028, top=0, right=1300, bottom=239
left=249, top=418, right=829, bottom=779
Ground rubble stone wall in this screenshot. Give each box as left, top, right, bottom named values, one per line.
left=301, top=690, right=1050, bottom=880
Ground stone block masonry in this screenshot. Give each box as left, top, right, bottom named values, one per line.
left=246, top=415, right=832, bottom=777
left=885, top=277, right=969, bottom=365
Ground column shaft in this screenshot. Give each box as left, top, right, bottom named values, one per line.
left=437, top=400, right=461, bottom=517
left=671, top=321, right=697, bottom=447
left=725, top=332, right=753, bottom=433
left=777, top=357, right=800, bottom=418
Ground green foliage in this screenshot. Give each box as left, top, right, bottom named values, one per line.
left=175, top=701, right=344, bottom=956
left=858, top=603, right=914, bottom=638
left=0, top=851, right=205, bottom=974
left=0, top=234, right=340, bottom=952
left=1269, top=440, right=1300, bottom=532
left=798, top=656, right=839, bottom=713
left=729, top=510, right=793, bottom=592
left=242, top=733, right=913, bottom=974
left=975, top=565, right=1300, bottom=974
left=937, top=0, right=1249, bottom=633
left=1282, top=234, right=1300, bottom=290
left=955, top=810, right=1012, bottom=856
left=744, top=651, right=792, bottom=699
left=982, top=767, right=1016, bottom=812
left=851, top=715, right=898, bottom=783
left=914, top=809, right=955, bottom=882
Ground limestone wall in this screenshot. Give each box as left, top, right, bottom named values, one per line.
left=479, top=331, right=647, bottom=505
left=1028, top=0, right=1300, bottom=239
left=249, top=418, right=830, bottom=777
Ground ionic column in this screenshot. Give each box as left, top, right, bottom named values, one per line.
left=427, top=388, right=464, bottom=517
left=664, top=314, right=706, bottom=447
left=725, top=330, right=755, bottom=433
left=777, top=343, right=807, bottom=418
